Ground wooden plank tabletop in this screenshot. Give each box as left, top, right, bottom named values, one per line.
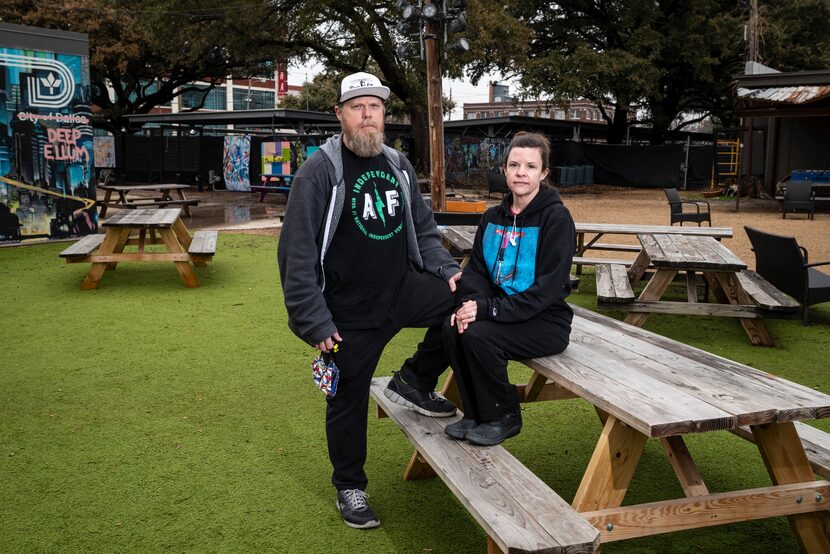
left=102, top=208, right=181, bottom=228
left=639, top=233, right=746, bottom=271
left=439, top=223, right=734, bottom=257
left=530, top=305, right=830, bottom=438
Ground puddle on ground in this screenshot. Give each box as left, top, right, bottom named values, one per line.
left=187, top=205, right=283, bottom=230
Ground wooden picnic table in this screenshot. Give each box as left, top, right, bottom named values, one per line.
left=98, top=183, right=197, bottom=218
left=439, top=222, right=733, bottom=270
left=623, top=233, right=774, bottom=346
left=59, top=208, right=216, bottom=289
left=250, top=173, right=293, bottom=203
left=378, top=304, right=830, bottom=552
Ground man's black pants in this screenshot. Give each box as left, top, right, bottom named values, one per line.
left=441, top=316, right=570, bottom=422
left=326, top=270, right=456, bottom=491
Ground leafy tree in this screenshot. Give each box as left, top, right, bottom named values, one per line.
left=264, top=0, right=529, bottom=172
left=514, top=0, right=746, bottom=143
left=515, top=0, right=661, bottom=143
left=759, top=0, right=830, bottom=71
left=0, top=0, right=295, bottom=133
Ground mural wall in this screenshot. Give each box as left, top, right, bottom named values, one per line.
left=445, top=135, right=511, bottom=179
left=0, top=34, right=95, bottom=242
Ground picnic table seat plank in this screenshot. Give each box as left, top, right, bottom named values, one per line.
left=370, top=377, right=600, bottom=554
left=736, top=270, right=801, bottom=312
left=732, top=421, right=830, bottom=480
left=188, top=230, right=218, bottom=256
left=573, top=307, right=830, bottom=424
left=595, top=263, right=635, bottom=303
left=573, top=256, right=634, bottom=267
left=59, top=234, right=105, bottom=258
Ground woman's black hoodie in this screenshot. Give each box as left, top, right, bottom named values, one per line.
left=459, top=186, right=576, bottom=328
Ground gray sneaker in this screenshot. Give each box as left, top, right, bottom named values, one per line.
left=336, top=489, right=380, bottom=529
left=384, top=371, right=456, bottom=417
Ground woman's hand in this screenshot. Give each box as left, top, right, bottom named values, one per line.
left=450, top=300, right=478, bottom=334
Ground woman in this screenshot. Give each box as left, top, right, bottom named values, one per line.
left=442, top=132, right=576, bottom=446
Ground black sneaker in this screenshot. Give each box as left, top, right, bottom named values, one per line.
left=444, top=417, right=478, bottom=440
left=465, top=410, right=523, bottom=446
left=336, top=489, right=380, bottom=529
left=384, top=371, right=456, bottom=417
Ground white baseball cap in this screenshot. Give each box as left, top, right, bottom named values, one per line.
left=337, top=72, right=390, bottom=104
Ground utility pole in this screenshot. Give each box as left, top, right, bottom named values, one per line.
left=424, top=2, right=445, bottom=212
left=747, top=0, right=759, bottom=64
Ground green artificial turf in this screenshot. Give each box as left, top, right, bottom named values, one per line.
left=2, top=234, right=829, bottom=553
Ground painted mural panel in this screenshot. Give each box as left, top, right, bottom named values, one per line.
left=261, top=140, right=291, bottom=177
left=223, top=135, right=251, bottom=191
left=445, top=135, right=511, bottom=178
left=0, top=46, right=96, bottom=242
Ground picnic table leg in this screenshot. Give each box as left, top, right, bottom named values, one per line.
left=158, top=227, right=200, bottom=288
left=106, top=228, right=132, bottom=270
left=173, top=189, right=193, bottom=217
left=98, top=189, right=113, bottom=218
left=81, top=228, right=129, bottom=289
left=572, top=415, right=647, bottom=513
left=660, top=435, right=709, bottom=497
left=624, top=269, right=677, bottom=327
left=712, top=272, right=774, bottom=347
left=575, top=232, right=586, bottom=275
left=403, top=372, right=461, bottom=481
left=626, top=249, right=651, bottom=285
left=752, top=422, right=830, bottom=553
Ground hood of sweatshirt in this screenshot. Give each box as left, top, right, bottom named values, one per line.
left=497, top=186, right=563, bottom=220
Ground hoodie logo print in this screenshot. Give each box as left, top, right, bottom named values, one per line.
left=350, top=169, right=404, bottom=240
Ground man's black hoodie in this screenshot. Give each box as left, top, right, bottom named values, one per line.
left=459, top=186, right=576, bottom=328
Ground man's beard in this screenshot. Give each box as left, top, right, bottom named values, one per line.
left=343, top=123, right=385, bottom=157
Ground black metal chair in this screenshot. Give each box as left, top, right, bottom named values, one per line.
left=782, top=180, right=815, bottom=219
left=487, top=172, right=509, bottom=198
left=745, top=226, right=830, bottom=325
left=663, top=188, right=711, bottom=226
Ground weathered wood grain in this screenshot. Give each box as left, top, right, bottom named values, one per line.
left=370, top=377, right=600, bottom=554
left=583, top=481, right=830, bottom=542
left=736, top=270, right=800, bottom=312
left=59, top=234, right=105, bottom=258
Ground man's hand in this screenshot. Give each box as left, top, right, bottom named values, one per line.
left=447, top=271, right=462, bottom=293
left=449, top=300, right=477, bottom=334
left=315, top=331, right=342, bottom=353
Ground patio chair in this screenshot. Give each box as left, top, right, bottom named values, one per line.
left=487, top=172, right=509, bottom=198
left=745, top=226, right=830, bottom=325
left=782, top=180, right=815, bottom=219
left=664, top=188, right=711, bottom=226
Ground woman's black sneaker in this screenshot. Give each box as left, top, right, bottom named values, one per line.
left=336, top=489, right=380, bottom=529
left=444, top=417, right=479, bottom=440
left=384, top=371, right=456, bottom=417
left=465, top=411, right=523, bottom=446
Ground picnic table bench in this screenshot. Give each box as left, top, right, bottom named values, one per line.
left=59, top=208, right=216, bottom=289
left=98, top=183, right=197, bottom=218
left=371, top=304, right=830, bottom=552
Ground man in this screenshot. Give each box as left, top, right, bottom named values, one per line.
left=277, top=71, right=462, bottom=529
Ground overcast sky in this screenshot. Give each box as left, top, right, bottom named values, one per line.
left=286, top=60, right=512, bottom=121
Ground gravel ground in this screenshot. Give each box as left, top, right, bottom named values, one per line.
left=177, top=185, right=830, bottom=267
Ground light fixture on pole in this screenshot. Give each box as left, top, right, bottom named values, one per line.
left=394, top=0, right=471, bottom=212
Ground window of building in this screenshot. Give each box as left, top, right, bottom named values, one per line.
left=181, top=85, right=227, bottom=110
left=233, top=88, right=274, bottom=110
